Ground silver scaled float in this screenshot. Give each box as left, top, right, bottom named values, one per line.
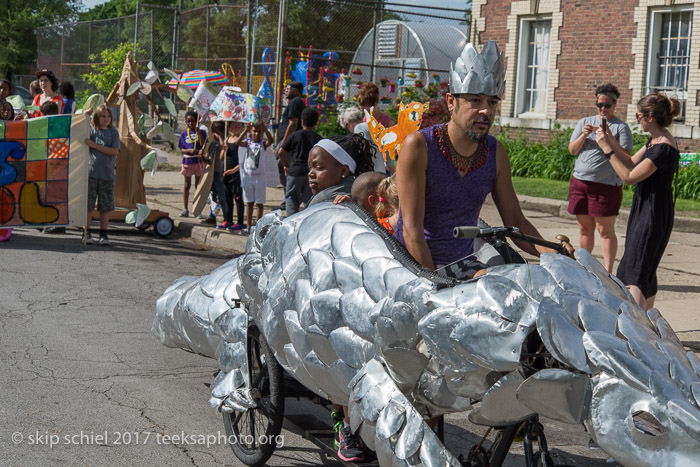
left=154, top=202, right=700, bottom=466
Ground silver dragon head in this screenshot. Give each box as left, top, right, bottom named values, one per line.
left=449, top=41, right=506, bottom=98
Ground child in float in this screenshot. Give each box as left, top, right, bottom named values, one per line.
left=307, top=134, right=375, bottom=208
left=83, top=104, right=120, bottom=246
left=233, top=121, right=274, bottom=233
left=177, top=110, right=207, bottom=217
left=375, top=174, right=399, bottom=234
left=307, top=133, right=374, bottom=462
left=221, top=122, right=245, bottom=231
left=333, top=172, right=399, bottom=234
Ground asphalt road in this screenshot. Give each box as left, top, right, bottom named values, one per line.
left=0, top=223, right=680, bottom=466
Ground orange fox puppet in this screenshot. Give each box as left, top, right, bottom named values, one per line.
left=364, top=101, right=428, bottom=164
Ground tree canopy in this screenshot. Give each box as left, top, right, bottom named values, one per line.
left=0, top=0, right=81, bottom=78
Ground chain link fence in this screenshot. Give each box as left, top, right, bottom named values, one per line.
left=35, top=0, right=468, bottom=128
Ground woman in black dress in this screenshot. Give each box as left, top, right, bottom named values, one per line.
left=596, top=93, right=681, bottom=310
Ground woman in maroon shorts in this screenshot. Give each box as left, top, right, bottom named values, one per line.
left=568, top=84, right=633, bottom=272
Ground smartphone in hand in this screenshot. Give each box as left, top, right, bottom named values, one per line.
left=601, top=116, right=608, bottom=133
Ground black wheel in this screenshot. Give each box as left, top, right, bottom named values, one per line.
left=154, top=216, right=173, bottom=237
left=223, top=326, right=284, bottom=467
left=136, top=222, right=151, bottom=231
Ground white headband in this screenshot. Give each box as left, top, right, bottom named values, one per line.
left=314, top=139, right=356, bottom=173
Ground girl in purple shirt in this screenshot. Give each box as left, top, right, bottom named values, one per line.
left=178, top=110, right=207, bottom=217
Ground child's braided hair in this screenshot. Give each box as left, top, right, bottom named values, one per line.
left=329, top=133, right=374, bottom=176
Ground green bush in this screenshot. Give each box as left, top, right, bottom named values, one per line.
left=497, top=122, right=700, bottom=201
left=83, top=42, right=147, bottom=95
left=675, top=164, right=700, bottom=200
left=497, top=124, right=575, bottom=182
left=315, top=111, right=347, bottom=138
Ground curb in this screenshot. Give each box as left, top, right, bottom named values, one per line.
left=173, top=219, right=249, bottom=253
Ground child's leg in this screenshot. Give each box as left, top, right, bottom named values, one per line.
left=99, top=211, right=110, bottom=230
left=246, top=203, right=254, bottom=229
left=183, top=175, right=192, bottom=210
left=256, top=203, right=264, bottom=224
left=223, top=176, right=234, bottom=224
left=236, top=189, right=245, bottom=226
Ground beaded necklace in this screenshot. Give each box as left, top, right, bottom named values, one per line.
left=435, top=124, right=488, bottom=174
left=186, top=128, right=200, bottom=146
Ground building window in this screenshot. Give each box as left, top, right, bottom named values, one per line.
left=647, top=8, right=692, bottom=120
left=515, top=18, right=551, bottom=117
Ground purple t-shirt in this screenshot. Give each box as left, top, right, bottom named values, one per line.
left=178, top=128, right=207, bottom=165
left=394, top=124, right=497, bottom=265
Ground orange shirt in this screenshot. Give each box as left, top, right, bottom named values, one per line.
left=33, top=94, right=64, bottom=116
left=378, top=217, right=395, bottom=235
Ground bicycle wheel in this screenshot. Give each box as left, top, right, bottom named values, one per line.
left=223, top=326, right=285, bottom=466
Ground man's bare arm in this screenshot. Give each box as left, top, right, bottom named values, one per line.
left=396, top=131, right=435, bottom=269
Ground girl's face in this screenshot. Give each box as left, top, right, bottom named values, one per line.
left=307, top=147, right=348, bottom=194
left=39, top=76, right=51, bottom=93
left=249, top=123, right=263, bottom=142
left=185, top=115, right=197, bottom=130
left=0, top=82, right=10, bottom=100
left=0, top=101, right=13, bottom=121
left=98, top=109, right=112, bottom=129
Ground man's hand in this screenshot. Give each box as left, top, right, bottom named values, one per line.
left=333, top=194, right=352, bottom=205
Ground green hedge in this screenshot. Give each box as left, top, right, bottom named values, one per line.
left=496, top=124, right=700, bottom=201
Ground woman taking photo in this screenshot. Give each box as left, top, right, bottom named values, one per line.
left=568, top=83, right=633, bottom=272
left=596, top=93, right=681, bottom=311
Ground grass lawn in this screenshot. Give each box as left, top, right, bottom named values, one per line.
left=512, top=176, right=700, bottom=216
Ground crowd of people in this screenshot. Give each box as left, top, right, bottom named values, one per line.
left=175, top=46, right=680, bottom=318
left=0, top=41, right=685, bottom=462
left=0, top=69, right=117, bottom=245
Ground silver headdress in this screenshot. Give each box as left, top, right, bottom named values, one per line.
left=449, top=41, right=505, bottom=98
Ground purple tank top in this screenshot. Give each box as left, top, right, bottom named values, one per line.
left=394, top=124, right=497, bottom=264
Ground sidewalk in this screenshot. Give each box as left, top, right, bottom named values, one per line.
left=144, top=170, right=284, bottom=254
left=144, top=169, right=700, bottom=253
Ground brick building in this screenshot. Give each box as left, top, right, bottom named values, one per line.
left=470, top=0, right=700, bottom=151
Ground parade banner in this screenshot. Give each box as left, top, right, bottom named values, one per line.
left=0, top=114, right=89, bottom=228
left=208, top=87, right=270, bottom=124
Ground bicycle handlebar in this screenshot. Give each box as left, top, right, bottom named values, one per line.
left=453, top=225, right=568, bottom=255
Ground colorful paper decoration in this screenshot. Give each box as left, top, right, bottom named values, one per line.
left=166, top=69, right=229, bottom=90
left=189, top=79, right=217, bottom=119
left=208, top=87, right=269, bottom=124
left=0, top=114, right=89, bottom=227
left=365, top=101, right=429, bottom=163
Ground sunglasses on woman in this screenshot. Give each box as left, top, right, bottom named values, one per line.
left=596, top=103, right=613, bottom=109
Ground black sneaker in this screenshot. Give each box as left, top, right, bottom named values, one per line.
left=82, top=230, right=93, bottom=245
left=331, top=410, right=344, bottom=449
left=337, top=424, right=364, bottom=462
left=44, top=227, right=66, bottom=234
left=99, top=232, right=110, bottom=246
